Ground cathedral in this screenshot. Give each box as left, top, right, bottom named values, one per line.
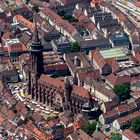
left=28, top=24, right=97, bottom=118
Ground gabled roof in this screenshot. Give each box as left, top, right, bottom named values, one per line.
left=117, top=104, right=127, bottom=113
left=103, top=101, right=118, bottom=111
left=92, top=50, right=106, bottom=68
left=117, top=111, right=140, bottom=126
left=39, top=74, right=89, bottom=98
left=122, top=129, right=139, bottom=140
left=8, top=43, right=28, bottom=53
left=39, top=74, right=65, bottom=89
left=106, top=58, right=120, bottom=73
left=103, top=108, right=119, bottom=120
left=77, top=129, right=93, bottom=140
left=15, top=14, right=35, bottom=31
left=106, top=73, right=132, bottom=87
left=40, top=8, right=77, bottom=35
left=85, top=77, right=117, bottom=100
left=72, top=85, right=89, bottom=98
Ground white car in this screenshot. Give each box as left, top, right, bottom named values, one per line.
left=35, top=108, right=40, bottom=111
left=50, top=110, right=54, bottom=112
left=44, top=111, right=50, bottom=115
left=36, top=104, right=40, bottom=107
left=39, top=106, right=45, bottom=110
left=32, top=101, right=37, bottom=104
left=45, top=108, right=50, bottom=111
left=53, top=111, right=59, bottom=115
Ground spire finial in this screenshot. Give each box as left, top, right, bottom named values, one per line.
left=33, top=14, right=40, bottom=44
left=89, top=86, right=92, bottom=96
left=34, top=20, right=40, bottom=43
left=88, top=86, right=93, bottom=109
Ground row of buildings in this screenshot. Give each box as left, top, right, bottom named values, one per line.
left=0, top=0, right=140, bottom=139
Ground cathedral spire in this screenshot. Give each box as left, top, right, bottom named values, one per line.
left=30, top=15, right=42, bottom=50
left=29, top=17, right=44, bottom=79
left=88, top=87, right=93, bottom=109
left=34, top=20, right=40, bottom=44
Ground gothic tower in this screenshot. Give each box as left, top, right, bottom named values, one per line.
left=65, top=77, right=72, bottom=102
left=28, top=22, right=44, bottom=96
left=88, top=87, right=94, bottom=109
left=82, top=87, right=95, bottom=119
left=29, top=23, right=44, bottom=79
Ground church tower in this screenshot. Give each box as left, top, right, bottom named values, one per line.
left=29, top=23, right=44, bottom=79
left=65, top=77, right=72, bottom=102
left=82, top=87, right=95, bottom=119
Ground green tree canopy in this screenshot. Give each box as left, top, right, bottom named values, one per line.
left=57, top=11, right=78, bottom=23
left=32, top=5, right=39, bottom=13
left=83, top=120, right=97, bottom=136
left=130, top=117, right=140, bottom=133
left=57, top=11, right=66, bottom=16
left=46, top=115, right=58, bottom=122
left=113, top=83, right=131, bottom=101
left=70, top=42, right=80, bottom=52
left=57, top=124, right=64, bottom=129
left=63, top=14, right=78, bottom=23
left=25, top=114, right=33, bottom=122
left=110, top=133, right=122, bottom=140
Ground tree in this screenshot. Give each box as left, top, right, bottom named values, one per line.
left=130, top=117, right=140, bottom=133
left=46, top=115, right=58, bottom=122
left=113, top=83, right=131, bottom=101
left=57, top=11, right=66, bottom=17
left=83, top=121, right=97, bottom=136
left=46, top=116, right=52, bottom=122
left=25, top=114, right=33, bottom=122
left=57, top=11, right=78, bottom=23
left=110, top=133, right=122, bottom=140
left=57, top=124, right=64, bottom=129
left=32, top=5, right=39, bottom=13
left=70, top=42, right=80, bottom=52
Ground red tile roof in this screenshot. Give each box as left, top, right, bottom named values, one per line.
left=117, top=111, right=140, bottom=126
left=44, top=64, right=68, bottom=71
left=0, top=114, right=5, bottom=124
left=92, top=50, right=106, bottom=69
left=15, top=14, right=35, bottom=31
left=107, top=72, right=140, bottom=87
left=106, top=58, right=120, bottom=73
left=78, top=70, right=100, bottom=83
left=39, top=74, right=89, bottom=98
left=117, top=104, right=127, bottom=113
left=45, top=119, right=59, bottom=127
left=26, top=120, right=54, bottom=140
left=117, top=12, right=127, bottom=23
left=2, top=31, right=12, bottom=41
left=72, top=85, right=89, bottom=98
left=103, top=108, right=119, bottom=120
left=63, top=126, right=74, bottom=137
left=7, top=43, right=28, bottom=53
left=92, top=0, right=102, bottom=4
left=39, top=74, right=65, bottom=89
left=106, top=74, right=131, bottom=87
left=85, top=77, right=117, bottom=100
left=73, top=118, right=85, bottom=131
left=135, top=2, right=140, bottom=7
left=122, top=129, right=139, bottom=140
left=73, top=9, right=96, bottom=32
left=40, top=8, right=77, bottom=34
left=103, top=101, right=118, bottom=112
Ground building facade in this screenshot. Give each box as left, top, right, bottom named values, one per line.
left=28, top=25, right=97, bottom=118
